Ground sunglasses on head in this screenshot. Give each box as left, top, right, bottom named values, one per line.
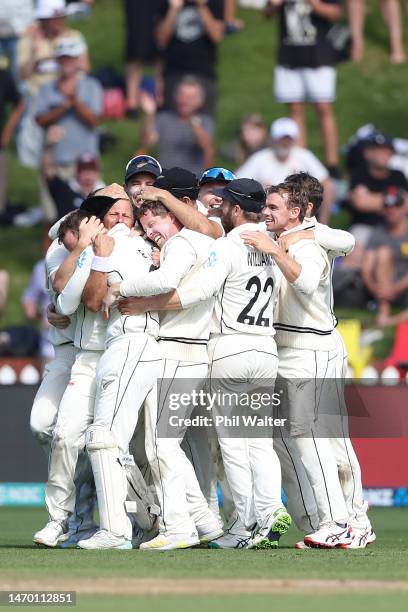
left=126, top=155, right=162, bottom=173
left=201, top=167, right=236, bottom=182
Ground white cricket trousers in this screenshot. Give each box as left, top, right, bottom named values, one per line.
left=207, top=333, right=284, bottom=530
left=277, top=346, right=348, bottom=527
left=146, top=358, right=216, bottom=537
left=30, top=344, right=78, bottom=447
left=88, top=334, right=163, bottom=538
left=329, top=330, right=371, bottom=530
left=45, top=349, right=101, bottom=521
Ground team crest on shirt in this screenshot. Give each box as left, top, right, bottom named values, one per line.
left=206, top=251, right=217, bottom=268
left=77, top=250, right=87, bottom=268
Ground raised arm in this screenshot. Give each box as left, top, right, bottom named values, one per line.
left=82, top=233, right=114, bottom=312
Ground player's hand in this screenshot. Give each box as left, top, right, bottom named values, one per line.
left=92, top=233, right=114, bottom=257
left=136, top=185, right=166, bottom=205
left=278, top=229, right=314, bottom=251
left=240, top=230, right=280, bottom=256
left=101, top=283, right=121, bottom=320
left=151, top=247, right=161, bottom=268
left=47, top=304, right=70, bottom=329
left=78, top=216, right=104, bottom=250
left=117, top=296, right=150, bottom=316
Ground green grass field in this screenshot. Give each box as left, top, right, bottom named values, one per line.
left=0, top=507, right=407, bottom=611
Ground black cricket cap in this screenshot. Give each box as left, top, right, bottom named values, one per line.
left=213, top=178, right=266, bottom=213
left=154, top=167, right=200, bottom=200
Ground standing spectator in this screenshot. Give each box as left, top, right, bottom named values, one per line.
left=0, top=270, right=9, bottom=318
left=35, top=37, right=103, bottom=219
left=156, top=0, right=224, bottom=115
left=0, top=0, right=34, bottom=84
left=123, top=0, right=162, bottom=118
left=362, top=188, right=408, bottom=323
left=236, top=117, right=333, bottom=223
left=0, top=65, right=24, bottom=213
left=347, top=0, right=405, bottom=63
left=141, top=75, right=214, bottom=176
left=348, top=132, right=408, bottom=248
left=265, top=0, right=343, bottom=177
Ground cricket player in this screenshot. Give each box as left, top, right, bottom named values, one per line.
left=33, top=185, right=135, bottom=547
left=125, top=179, right=292, bottom=550
left=279, top=172, right=375, bottom=548
left=103, top=195, right=223, bottom=551
left=241, top=182, right=353, bottom=548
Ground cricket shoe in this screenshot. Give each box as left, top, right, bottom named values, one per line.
left=208, top=515, right=251, bottom=549
left=33, top=520, right=69, bottom=547
left=339, top=527, right=376, bottom=549
left=77, top=529, right=132, bottom=550
left=196, top=521, right=224, bottom=545
left=61, top=525, right=98, bottom=548
left=304, top=522, right=352, bottom=549
left=139, top=532, right=200, bottom=551
left=246, top=508, right=292, bottom=550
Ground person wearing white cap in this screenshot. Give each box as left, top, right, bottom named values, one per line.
left=236, top=117, right=334, bottom=223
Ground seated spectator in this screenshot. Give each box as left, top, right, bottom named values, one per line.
left=156, top=0, right=224, bottom=115
left=43, top=128, right=104, bottom=217
left=21, top=229, right=53, bottom=361
left=219, top=113, right=268, bottom=166
left=362, top=187, right=408, bottom=323
left=35, top=37, right=103, bottom=219
left=348, top=132, right=408, bottom=248
left=0, top=0, right=34, bottom=84
left=0, top=65, right=24, bottom=213
left=236, top=117, right=333, bottom=223
left=141, top=75, right=214, bottom=176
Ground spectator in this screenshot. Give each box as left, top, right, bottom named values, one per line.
left=142, top=75, right=214, bottom=176
left=156, top=0, right=224, bottom=115
left=236, top=117, right=333, bottom=223
left=0, top=65, right=24, bottom=213
left=347, top=0, right=405, bottom=64
left=35, top=37, right=103, bottom=219
left=21, top=230, right=53, bottom=361
left=43, top=128, right=104, bottom=217
left=123, top=0, right=162, bottom=118
left=219, top=113, right=268, bottom=166
left=348, top=132, right=408, bottom=248
left=0, top=0, right=34, bottom=84
left=362, top=187, right=408, bottom=324
left=265, top=0, right=343, bottom=176
left=17, top=0, right=89, bottom=95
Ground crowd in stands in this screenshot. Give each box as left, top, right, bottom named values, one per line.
left=1, top=0, right=408, bottom=361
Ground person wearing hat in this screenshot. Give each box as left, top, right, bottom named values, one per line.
left=134, top=166, right=224, bottom=240
left=349, top=132, right=408, bottom=250
left=236, top=117, right=333, bottom=224
left=124, top=154, right=163, bottom=205
left=33, top=184, right=140, bottom=548
left=117, top=177, right=291, bottom=550
left=17, top=0, right=89, bottom=96
left=197, top=166, right=236, bottom=218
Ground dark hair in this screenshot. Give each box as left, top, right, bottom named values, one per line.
left=135, top=200, right=170, bottom=221
left=266, top=182, right=309, bottom=222
left=284, top=172, right=323, bottom=216
left=57, top=210, right=90, bottom=244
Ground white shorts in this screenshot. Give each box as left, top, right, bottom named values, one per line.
left=274, top=65, right=336, bottom=103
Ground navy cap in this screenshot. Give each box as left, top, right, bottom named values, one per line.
left=125, top=155, right=162, bottom=183
left=154, top=167, right=200, bottom=200
left=212, top=178, right=266, bottom=213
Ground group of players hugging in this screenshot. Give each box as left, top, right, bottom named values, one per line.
left=30, top=154, right=375, bottom=551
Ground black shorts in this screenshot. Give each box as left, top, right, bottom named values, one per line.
left=124, top=0, right=160, bottom=63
